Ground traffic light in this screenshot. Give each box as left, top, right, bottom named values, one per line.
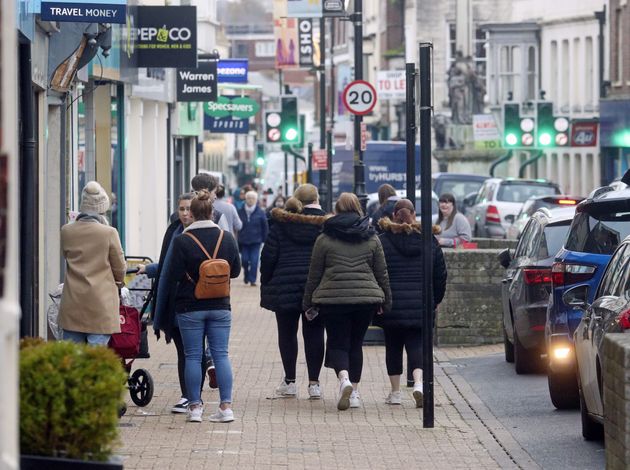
left=280, top=96, right=299, bottom=144
left=265, top=111, right=282, bottom=143
left=503, top=103, right=535, bottom=148
left=255, top=142, right=265, bottom=167
left=537, top=102, right=570, bottom=147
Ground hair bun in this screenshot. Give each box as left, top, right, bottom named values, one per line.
left=195, top=189, right=211, bottom=201
left=284, top=197, right=303, bottom=213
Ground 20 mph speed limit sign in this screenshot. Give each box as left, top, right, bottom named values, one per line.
left=342, top=80, right=377, bottom=115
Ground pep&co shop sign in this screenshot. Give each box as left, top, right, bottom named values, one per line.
left=41, top=0, right=127, bottom=23
left=134, top=6, right=197, bottom=68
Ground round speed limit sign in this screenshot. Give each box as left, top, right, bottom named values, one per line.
left=342, top=80, right=377, bottom=115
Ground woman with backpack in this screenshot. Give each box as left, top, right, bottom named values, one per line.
left=167, top=190, right=242, bottom=423
left=377, top=199, right=447, bottom=407
left=303, top=192, right=391, bottom=411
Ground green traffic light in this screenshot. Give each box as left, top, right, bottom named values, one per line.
left=256, top=156, right=266, bottom=166
left=613, top=130, right=630, bottom=147
left=505, top=133, right=518, bottom=146
left=539, top=132, right=552, bottom=146
left=285, top=128, right=298, bottom=142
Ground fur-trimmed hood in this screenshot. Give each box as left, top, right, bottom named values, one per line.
left=378, top=217, right=441, bottom=235
left=269, top=207, right=328, bottom=245
left=378, top=217, right=441, bottom=257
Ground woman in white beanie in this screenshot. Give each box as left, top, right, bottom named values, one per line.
left=58, top=181, right=126, bottom=345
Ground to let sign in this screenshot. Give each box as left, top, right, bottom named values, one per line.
left=312, top=149, right=327, bottom=170
left=472, top=114, right=501, bottom=149
left=177, top=62, right=217, bottom=102
left=376, top=70, right=406, bottom=100
left=571, top=121, right=598, bottom=147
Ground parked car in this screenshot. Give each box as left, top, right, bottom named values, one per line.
left=562, top=235, right=630, bottom=440
left=499, top=209, right=573, bottom=374
left=505, top=195, right=583, bottom=240
left=431, top=172, right=489, bottom=209
left=366, top=189, right=439, bottom=221
left=545, top=184, right=630, bottom=410
left=465, top=178, right=561, bottom=238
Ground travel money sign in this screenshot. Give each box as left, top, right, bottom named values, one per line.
left=203, top=96, right=260, bottom=119
left=41, top=0, right=127, bottom=23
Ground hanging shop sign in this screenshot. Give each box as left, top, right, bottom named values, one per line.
left=376, top=70, right=406, bottom=100
left=203, top=96, right=260, bottom=119
left=275, top=17, right=299, bottom=69
left=287, top=0, right=322, bottom=18
left=205, top=116, right=250, bottom=134
left=571, top=120, right=599, bottom=147
left=323, top=0, right=348, bottom=17
left=312, top=149, right=328, bottom=170
left=177, top=62, right=218, bottom=102
left=133, top=6, right=197, bottom=68
left=298, top=18, right=314, bottom=67
left=217, top=59, right=249, bottom=84
left=41, top=0, right=127, bottom=23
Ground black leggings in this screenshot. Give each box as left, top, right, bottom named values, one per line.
left=171, top=327, right=207, bottom=399
left=383, top=327, right=423, bottom=376
left=322, top=305, right=375, bottom=383
left=275, top=311, right=325, bottom=382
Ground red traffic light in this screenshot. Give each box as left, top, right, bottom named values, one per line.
left=267, top=128, right=281, bottom=142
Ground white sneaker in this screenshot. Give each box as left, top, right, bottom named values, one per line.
left=188, top=404, right=203, bottom=423
left=337, top=379, right=353, bottom=410
left=349, top=390, right=361, bottom=408
left=413, top=384, right=424, bottom=408
left=276, top=380, right=297, bottom=397
left=209, top=407, right=235, bottom=423
left=385, top=391, right=402, bottom=405
left=307, top=383, right=321, bottom=399
left=171, top=397, right=189, bottom=414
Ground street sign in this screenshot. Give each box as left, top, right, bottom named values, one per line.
left=217, top=59, right=248, bottom=83
left=472, top=114, right=501, bottom=150
left=205, top=116, right=249, bottom=134
left=571, top=121, right=599, bottom=147
left=41, top=0, right=126, bottom=23
left=342, top=80, right=377, bottom=116
left=203, top=96, right=260, bottom=119
left=176, top=62, right=217, bottom=102
left=312, top=149, right=327, bottom=170
left=376, top=70, right=406, bottom=100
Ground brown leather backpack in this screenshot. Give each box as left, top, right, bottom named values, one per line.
left=184, top=231, right=230, bottom=299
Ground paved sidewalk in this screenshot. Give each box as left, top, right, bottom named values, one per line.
left=118, top=283, right=524, bottom=469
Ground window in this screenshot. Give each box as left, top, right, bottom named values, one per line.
left=515, top=220, right=535, bottom=258
left=561, top=40, right=569, bottom=108
left=539, top=223, right=571, bottom=259
left=527, top=46, right=536, bottom=100
left=499, top=45, right=521, bottom=102
left=550, top=41, right=558, bottom=101
left=585, top=37, right=594, bottom=105
left=615, top=8, right=623, bottom=83
left=255, top=41, right=276, bottom=58
left=598, top=244, right=628, bottom=297
left=496, top=183, right=558, bottom=203
left=566, top=212, right=630, bottom=255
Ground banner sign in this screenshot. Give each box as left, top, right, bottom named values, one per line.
left=133, top=6, right=197, bottom=68
left=287, top=0, right=322, bottom=18
left=41, top=0, right=127, bottom=23
left=298, top=19, right=314, bottom=67
left=376, top=70, right=406, bottom=100
left=275, top=17, right=299, bottom=68
left=571, top=120, right=599, bottom=147
left=312, top=149, right=328, bottom=170
left=217, top=59, right=249, bottom=83
left=205, top=116, right=250, bottom=134
left=473, top=114, right=501, bottom=150
left=177, top=62, right=217, bottom=102
left=203, top=96, right=260, bottom=119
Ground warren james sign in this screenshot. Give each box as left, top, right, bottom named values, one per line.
left=41, top=0, right=126, bottom=23
left=177, top=62, right=218, bottom=102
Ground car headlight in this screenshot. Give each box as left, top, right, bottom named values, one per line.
left=553, top=346, right=572, bottom=360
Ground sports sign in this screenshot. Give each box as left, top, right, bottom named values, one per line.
left=41, top=0, right=126, bottom=23
left=203, top=96, right=260, bottom=119
left=176, top=62, right=217, bottom=102
left=342, top=80, right=377, bottom=116
left=217, top=59, right=249, bottom=84
left=205, top=116, right=250, bottom=134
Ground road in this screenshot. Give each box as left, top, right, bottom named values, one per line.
left=452, top=353, right=605, bottom=470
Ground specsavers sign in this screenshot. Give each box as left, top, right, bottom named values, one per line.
left=203, top=96, right=260, bottom=119
left=41, top=0, right=127, bottom=23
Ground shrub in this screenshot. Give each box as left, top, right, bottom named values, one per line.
left=20, top=339, right=127, bottom=461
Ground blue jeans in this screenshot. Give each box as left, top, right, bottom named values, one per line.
left=177, top=309, right=233, bottom=405
left=63, top=329, right=111, bottom=346
left=240, top=243, right=261, bottom=284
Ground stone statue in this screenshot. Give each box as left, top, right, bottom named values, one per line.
left=433, top=114, right=451, bottom=149
left=447, top=51, right=486, bottom=124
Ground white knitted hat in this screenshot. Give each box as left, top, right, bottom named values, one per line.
left=80, top=181, right=110, bottom=214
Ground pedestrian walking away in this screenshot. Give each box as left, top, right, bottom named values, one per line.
left=303, top=192, right=392, bottom=411
left=377, top=198, right=448, bottom=407
left=213, top=184, right=243, bottom=235
left=167, top=190, right=242, bottom=423
left=260, top=184, right=328, bottom=399
left=370, top=184, right=400, bottom=233
left=238, top=191, right=269, bottom=286
left=138, top=192, right=211, bottom=414
left=58, top=181, right=126, bottom=345
left=436, top=192, right=472, bottom=248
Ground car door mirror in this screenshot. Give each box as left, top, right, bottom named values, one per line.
left=498, top=248, right=512, bottom=269
left=463, top=192, right=477, bottom=207
left=505, top=214, right=515, bottom=224
left=562, top=285, right=589, bottom=310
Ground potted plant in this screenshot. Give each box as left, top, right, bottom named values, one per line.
left=20, top=338, right=127, bottom=469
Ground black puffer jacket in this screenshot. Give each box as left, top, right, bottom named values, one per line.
left=375, top=218, right=447, bottom=329
left=260, top=207, right=328, bottom=313
left=371, top=199, right=398, bottom=233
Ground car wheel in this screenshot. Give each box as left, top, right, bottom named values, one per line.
left=514, top=328, right=539, bottom=374
left=579, top=377, right=604, bottom=441
left=547, top=370, right=579, bottom=409
left=504, top=327, right=514, bottom=363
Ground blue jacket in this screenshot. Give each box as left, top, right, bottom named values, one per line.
left=237, top=205, right=269, bottom=246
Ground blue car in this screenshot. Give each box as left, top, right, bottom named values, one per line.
left=545, top=184, right=630, bottom=409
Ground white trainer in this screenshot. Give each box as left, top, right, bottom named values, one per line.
left=171, top=397, right=189, bottom=414
left=188, top=404, right=203, bottom=423
left=307, top=383, right=322, bottom=399
left=385, top=391, right=402, bottom=405
left=349, top=390, right=361, bottom=408
left=337, top=379, right=353, bottom=410
left=413, top=384, right=424, bottom=408
left=276, top=380, right=297, bottom=397
left=209, top=407, right=235, bottom=423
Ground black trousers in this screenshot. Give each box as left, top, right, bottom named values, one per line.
left=321, top=305, right=375, bottom=383
left=171, top=327, right=207, bottom=399
left=383, top=327, right=423, bottom=376
left=275, top=311, right=325, bottom=382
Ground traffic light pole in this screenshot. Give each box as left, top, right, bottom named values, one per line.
left=284, top=151, right=288, bottom=196
left=405, top=62, right=417, bottom=204
left=352, top=0, right=366, bottom=209
left=318, top=16, right=328, bottom=211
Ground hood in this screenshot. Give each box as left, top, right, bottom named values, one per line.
left=378, top=217, right=441, bottom=256
left=271, top=208, right=328, bottom=245
left=323, top=213, right=374, bottom=243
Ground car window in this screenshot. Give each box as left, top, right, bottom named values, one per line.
left=476, top=183, right=489, bottom=205
left=538, top=223, right=571, bottom=259
left=515, top=219, right=536, bottom=258
left=496, top=183, right=559, bottom=203
left=565, top=211, right=630, bottom=255
left=439, top=180, right=486, bottom=202
left=598, top=244, right=629, bottom=297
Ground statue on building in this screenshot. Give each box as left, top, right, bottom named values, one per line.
left=433, top=114, right=451, bottom=149
left=447, top=51, right=486, bottom=124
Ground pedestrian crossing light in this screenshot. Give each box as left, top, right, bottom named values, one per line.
left=255, top=142, right=266, bottom=166
left=265, top=112, right=282, bottom=143
left=280, top=96, right=299, bottom=144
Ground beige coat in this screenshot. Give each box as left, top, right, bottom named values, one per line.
left=58, top=218, right=126, bottom=334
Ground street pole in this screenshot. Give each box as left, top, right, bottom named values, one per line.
left=318, top=16, right=328, bottom=210
left=405, top=62, right=417, bottom=204
left=293, top=153, right=298, bottom=192
left=307, top=142, right=313, bottom=183
left=352, top=0, right=366, bottom=210
left=326, top=129, right=333, bottom=212
left=419, top=43, right=434, bottom=429
left=595, top=6, right=606, bottom=98
left=284, top=151, right=288, bottom=196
